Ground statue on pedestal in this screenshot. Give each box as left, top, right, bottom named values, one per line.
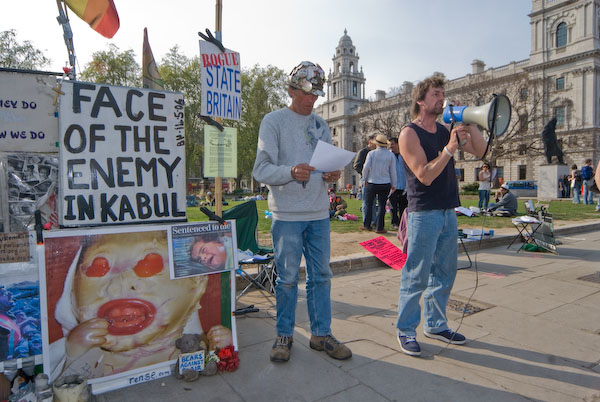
left=541, top=117, right=564, bottom=164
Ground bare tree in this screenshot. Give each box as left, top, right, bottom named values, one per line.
left=355, top=95, right=410, bottom=141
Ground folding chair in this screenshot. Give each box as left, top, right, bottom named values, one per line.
left=221, top=200, right=277, bottom=300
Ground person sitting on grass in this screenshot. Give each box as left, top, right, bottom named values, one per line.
left=329, top=190, right=347, bottom=219
left=488, top=183, right=518, bottom=216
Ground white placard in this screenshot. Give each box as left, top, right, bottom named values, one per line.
left=0, top=71, right=59, bottom=152
left=58, top=81, right=186, bottom=226
left=199, top=41, right=241, bottom=121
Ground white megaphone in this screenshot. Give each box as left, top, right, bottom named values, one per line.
left=442, top=94, right=511, bottom=137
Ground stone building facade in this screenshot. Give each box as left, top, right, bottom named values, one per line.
left=315, top=0, right=600, bottom=190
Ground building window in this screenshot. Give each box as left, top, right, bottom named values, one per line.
left=331, top=105, right=336, bottom=112
left=352, top=81, right=358, bottom=96
left=556, top=22, right=567, bottom=48
left=555, top=106, right=566, bottom=127
left=518, top=144, right=527, bottom=155
left=520, top=87, right=528, bottom=101
left=353, top=125, right=356, bottom=133
left=519, top=113, right=529, bottom=133
left=518, top=165, right=527, bottom=180
left=333, top=128, right=337, bottom=136
left=456, top=168, right=464, bottom=182
left=556, top=76, right=565, bottom=90
left=496, top=166, right=504, bottom=187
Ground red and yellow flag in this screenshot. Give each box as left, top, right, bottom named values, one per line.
left=64, top=0, right=120, bottom=39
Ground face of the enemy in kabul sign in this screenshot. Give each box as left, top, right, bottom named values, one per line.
left=73, top=231, right=207, bottom=352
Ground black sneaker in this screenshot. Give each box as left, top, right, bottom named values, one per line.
left=270, top=335, right=293, bottom=362
left=424, top=329, right=466, bottom=345
left=397, top=334, right=421, bottom=356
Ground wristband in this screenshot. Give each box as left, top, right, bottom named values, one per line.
left=443, top=146, right=453, bottom=158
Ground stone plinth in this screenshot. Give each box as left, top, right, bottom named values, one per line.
left=538, top=164, right=569, bottom=199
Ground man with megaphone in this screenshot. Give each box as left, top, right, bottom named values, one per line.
left=395, top=75, right=487, bottom=357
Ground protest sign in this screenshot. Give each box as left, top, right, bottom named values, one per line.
left=0, top=70, right=59, bottom=152
left=203, top=125, right=237, bottom=178
left=169, top=220, right=237, bottom=279
left=41, top=225, right=236, bottom=394
left=58, top=81, right=186, bottom=226
left=360, top=236, right=407, bottom=270
left=199, top=41, right=241, bottom=121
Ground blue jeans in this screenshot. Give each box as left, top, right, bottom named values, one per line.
left=396, top=209, right=458, bottom=337
left=572, top=183, right=581, bottom=203
left=583, top=180, right=594, bottom=204
left=361, top=185, right=377, bottom=225
left=478, top=189, right=490, bottom=210
left=271, top=218, right=333, bottom=337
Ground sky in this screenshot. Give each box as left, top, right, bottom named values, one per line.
left=6, top=0, right=532, bottom=103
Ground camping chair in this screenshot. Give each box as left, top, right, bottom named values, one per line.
left=221, top=200, right=277, bottom=300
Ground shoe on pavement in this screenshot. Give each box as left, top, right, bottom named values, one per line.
left=310, top=334, right=352, bottom=360
left=375, top=229, right=387, bottom=234
left=424, top=329, right=466, bottom=345
left=270, top=335, right=293, bottom=362
left=398, top=334, right=421, bottom=356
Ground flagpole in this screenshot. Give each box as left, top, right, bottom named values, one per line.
left=214, top=0, right=224, bottom=216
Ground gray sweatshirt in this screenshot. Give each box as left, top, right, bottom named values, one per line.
left=252, top=107, right=331, bottom=221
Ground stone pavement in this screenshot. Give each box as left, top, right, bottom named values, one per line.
left=99, top=226, right=600, bottom=402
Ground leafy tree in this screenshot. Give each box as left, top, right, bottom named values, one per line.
left=0, top=29, right=50, bottom=69
left=80, top=44, right=140, bottom=87
left=158, top=46, right=204, bottom=179
left=235, top=64, right=288, bottom=190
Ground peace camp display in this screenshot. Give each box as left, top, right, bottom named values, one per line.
left=58, top=81, right=187, bottom=227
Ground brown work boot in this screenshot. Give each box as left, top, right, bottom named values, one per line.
left=270, top=335, right=293, bottom=362
left=310, top=334, right=352, bottom=360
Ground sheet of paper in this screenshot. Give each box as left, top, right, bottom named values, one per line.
left=455, top=206, right=473, bottom=217
left=309, top=140, right=356, bottom=172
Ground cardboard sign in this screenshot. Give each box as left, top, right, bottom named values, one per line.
left=58, top=81, right=186, bottom=226
left=0, top=71, right=59, bottom=152
left=0, top=232, right=29, bottom=263
left=41, top=225, right=237, bottom=393
left=203, top=125, right=237, bottom=178
left=360, top=236, right=407, bottom=270
left=178, top=350, right=205, bottom=374
left=199, top=41, right=241, bottom=121
left=169, top=221, right=238, bottom=279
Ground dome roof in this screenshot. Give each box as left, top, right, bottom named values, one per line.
left=338, top=29, right=353, bottom=47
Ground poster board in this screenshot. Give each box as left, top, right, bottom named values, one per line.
left=169, top=221, right=237, bottom=279
left=360, top=236, right=407, bottom=270
left=58, top=81, right=186, bottom=227
left=0, top=70, right=59, bottom=153
left=199, top=41, right=241, bottom=121
left=40, top=225, right=236, bottom=394
left=0, top=232, right=43, bottom=364
left=203, top=126, right=237, bottom=178
left=532, top=214, right=558, bottom=253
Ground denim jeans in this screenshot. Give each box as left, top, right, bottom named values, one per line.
left=361, top=185, right=377, bottom=225
left=364, top=182, right=391, bottom=231
left=271, top=218, right=332, bottom=337
left=396, top=209, right=458, bottom=336
left=572, top=183, right=581, bottom=204
left=583, top=180, right=594, bottom=204
left=478, top=189, right=490, bottom=210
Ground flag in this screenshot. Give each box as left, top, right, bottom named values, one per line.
left=143, top=28, right=165, bottom=90
left=64, top=0, right=120, bottom=39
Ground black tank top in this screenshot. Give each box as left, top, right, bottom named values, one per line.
left=405, top=122, right=460, bottom=212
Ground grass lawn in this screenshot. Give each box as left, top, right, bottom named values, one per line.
left=187, top=196, right=600, bottom=234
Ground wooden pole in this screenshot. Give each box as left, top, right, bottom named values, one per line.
left=214, top=0, right=224, bottom=216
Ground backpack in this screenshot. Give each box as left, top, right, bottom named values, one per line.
left=581, top=165, right=593, bottom=180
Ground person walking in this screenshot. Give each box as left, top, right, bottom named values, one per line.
left=388, top=137, right=408, bottom=230
left=477, top=162, right=491, bottom=210
left=253, top=61, right=352, bottom=363
left=361, top=134, right=396, bottom=233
